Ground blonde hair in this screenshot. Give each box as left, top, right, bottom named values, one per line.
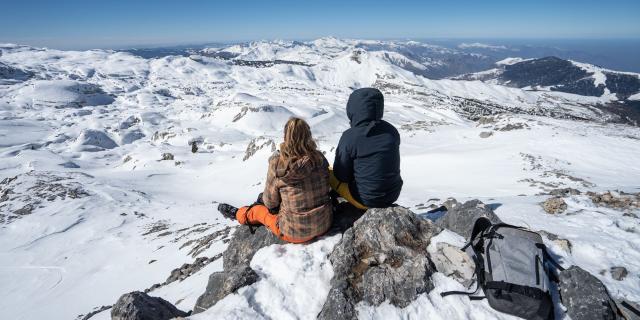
left=280, top=117, right=321, bottom=165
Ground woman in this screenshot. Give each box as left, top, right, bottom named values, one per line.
left=217, top=117, right=333, bottom=243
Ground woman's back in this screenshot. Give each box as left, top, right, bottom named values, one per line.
left=263, top=151, right=332, bottom=240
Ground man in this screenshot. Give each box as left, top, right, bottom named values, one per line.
left=330, top=88, right=403, bottom=209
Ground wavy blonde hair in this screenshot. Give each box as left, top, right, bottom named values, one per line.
left=280, top=117, right=321, bottom=165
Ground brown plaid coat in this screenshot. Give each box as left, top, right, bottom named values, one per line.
left=263, top=151, right=332, bottom=240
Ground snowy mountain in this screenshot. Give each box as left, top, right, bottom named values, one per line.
left=454, top=56, right=640, bottom=100
left=1, top=39, right=639, bottom=320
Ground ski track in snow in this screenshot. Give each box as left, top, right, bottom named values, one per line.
left=0, top=39, right=639, bottom=320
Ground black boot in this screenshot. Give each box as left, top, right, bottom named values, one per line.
left=217, top=203, right=238, bottom=220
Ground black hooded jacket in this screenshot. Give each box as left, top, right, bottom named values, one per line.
left=333, top=88, right=403, bottom=207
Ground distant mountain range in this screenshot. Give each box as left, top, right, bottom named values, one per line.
left=454, top=56, right=640, bottom=100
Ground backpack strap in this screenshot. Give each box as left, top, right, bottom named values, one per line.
left=535, top=243, right=566, bottom=274
left=461, top=216, right=493, bottom=250
left=485, top=281, right=547, bottom=300
left=442, top=217, right=494, bottom=299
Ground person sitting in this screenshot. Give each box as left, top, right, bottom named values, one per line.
left=217, top=117, right=332, bottom=243
left=330, top=88, right=403, bottom=209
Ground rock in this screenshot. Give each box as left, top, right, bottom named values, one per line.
left=538, top=230, right=573, bottom=253
left=431, top=242, right=475, bottom=287
left=222, top=225, right=285, bottom=270
left=318, top=206, right=439, bottom=320
left=119, top=115, right=141, bottom=130
left=75, top=129, right=118, bottom=151
left=549, top=188, right=582, bottom=197
left=610, top=266, right=628, bottom=281
left=559, top=266, right=619, bottom=320
left=542, top=197, right=567, bottom=214
left=160, top=153, right=174, bottom=161
left=589, top=191, right=640, bottom=210
left=111, top=291, right=188, bottom=320
left=191, top=141, right=198, bottom=153
left=193, top=264, right=259, bottom=313
left=435, top=199, right=502, bottom=239
left=193, top=225, right=284, bottom=314
left=165, top=255, right=222, bottom=284
left=479, top=131, right=493, bottom=138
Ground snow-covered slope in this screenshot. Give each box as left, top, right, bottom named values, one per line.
left=1, top=39, right=639, bottom=320
left=455, top=56, right=640, bottom=101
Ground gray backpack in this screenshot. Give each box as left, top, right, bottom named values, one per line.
left=441, top=217, right=564, bottom=320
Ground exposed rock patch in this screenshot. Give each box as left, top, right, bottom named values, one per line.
left=549, top=187, right=582, bottom=197
left=0, top=172, right=89, bottom=224
left=192, top=225, right=284, bottom=313
left=431, top=242, right=475, bottom=287
left=559, top=266, right=619, bottom=320
left=160, top=153, right=174, bottom=161
left=589, top=191, right=640, bottom=210
left=243, top=137, right=276, bottom=161
left=542, top=197, right=568, bottom=214
left=479, top=131, right=493, bottom=138
left=318, top=206, right=439, bottom=320
left=193, top=264, right=259, bottom=313
left=111, top=291, right=189, bottom=320
left=538, top=230, right=573, bottom=253
left=610, top=266, right=629, bottom=281
left=435, top=199, right=502, bottom=238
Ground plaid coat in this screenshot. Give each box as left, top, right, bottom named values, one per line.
left=263, top=151, right=332, bottom=240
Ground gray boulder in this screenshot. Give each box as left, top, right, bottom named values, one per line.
left=222, top=224, right=285, bottom=270
left=318, top=206, right=439, bottom=320
left=435, top=199, right=502, bottom=239
left=111, top=291, right=188, bottom=320
left=193, top=264, right=259, bottom=313
left=193, top=225, right=284, bottom=314
left=610, top=266, right=628, bottom=281
left=559, top=266, right=620, bottom=320
left=542, top=197, right=568, bottom=214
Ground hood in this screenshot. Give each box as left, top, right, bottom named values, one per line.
left=346, top=88, right=384, bottom=128
left=275, top=153, right=324, bottom=183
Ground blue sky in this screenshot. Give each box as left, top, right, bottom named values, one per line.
left=1, top=0, right=639, bottom=49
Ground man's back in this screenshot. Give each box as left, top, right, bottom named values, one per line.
left=333, top=88, right=403, bottom=208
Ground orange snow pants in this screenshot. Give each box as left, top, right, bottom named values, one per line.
left=236, top=205, right=315, bottom=244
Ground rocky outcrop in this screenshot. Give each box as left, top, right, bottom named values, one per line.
left=222, top=224, right=285, bottom=270
left=589, top=191, right=640, bottom=210
left=435, top=199, right=502, bottom=239
left=192, top=225, right=284, bottom=313
left=318, top=206, right=439, bottom=320
left=111, top=291, right=188, bottom=320
left=559, top=266, right=620, bottom=320
left=542, top=197, right=567, bottom=214
left=431, top=242, right=475, bottom=287
left=610, top=266, right=629, bottom=281
left=161, top=153, right=174, bottom=161
left=193, top=264, right=259, bottom=313
left=538, top=230, right=573, bottom=253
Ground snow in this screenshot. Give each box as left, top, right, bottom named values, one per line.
left=496, top=57, right=532, bottom=65
left=1, top=39, right=639, bottom=320
left=191, top=234, right=341, bottom=320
